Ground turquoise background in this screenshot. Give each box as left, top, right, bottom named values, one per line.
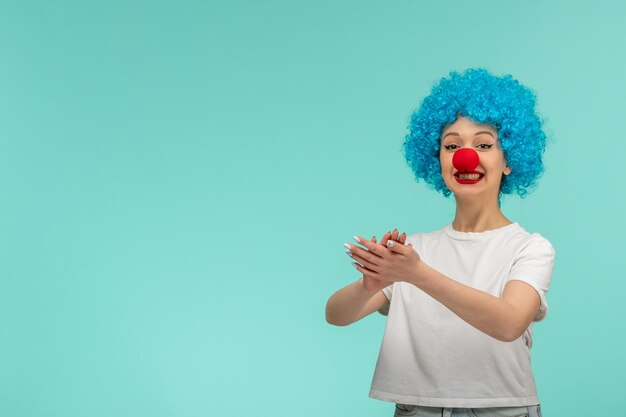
left=1, top=1, right=624, bottom=416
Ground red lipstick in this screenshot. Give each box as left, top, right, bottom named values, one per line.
left=454, top=170, right=484, bottom=184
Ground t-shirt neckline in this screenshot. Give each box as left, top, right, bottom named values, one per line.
left=444, top=222, right=520, bottom=240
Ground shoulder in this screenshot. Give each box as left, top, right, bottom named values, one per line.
left=405, top=226, right=447, bottom=245
left=517, top=228, right=556, bottom=256
left=404, top=231, right=434, bottom=251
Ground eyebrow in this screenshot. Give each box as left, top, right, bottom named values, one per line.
left=442, top=131, right=495, bottom=140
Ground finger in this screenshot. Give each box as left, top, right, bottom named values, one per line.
left=399, top=232, right=407, bottom=245
left=346, top=243, right=383, bottom=269
left=380, top=231, right=392, bottom=246
left=353, top=235, right=389, bottom=259
left=386, top=238, right=410, bottom=254
left=371, top=235, right=377, bottom=244
left=391, top=228, right=399, bottom=241
left=352, top=261, right=380, bottom=278
left=348, top=250, right=380, bottom=273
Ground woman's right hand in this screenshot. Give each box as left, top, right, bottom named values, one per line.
left=360, top=228, right=407, bottom=292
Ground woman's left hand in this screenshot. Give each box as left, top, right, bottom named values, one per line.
left=348, top=231, right=423, bottom=284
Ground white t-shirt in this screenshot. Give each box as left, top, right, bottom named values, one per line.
left=369, top=222, right=556, bottom=408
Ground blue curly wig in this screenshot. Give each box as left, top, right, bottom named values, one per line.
left=403, top=68, right=548, bottom=202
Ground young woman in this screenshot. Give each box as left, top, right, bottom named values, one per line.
left=326, top=68, right=555, bottom=417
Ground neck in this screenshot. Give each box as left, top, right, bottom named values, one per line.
left=451, top=194, right=511, bottom=232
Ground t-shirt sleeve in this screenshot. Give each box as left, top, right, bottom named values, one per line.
left=506, top=234, right=556, bottom=322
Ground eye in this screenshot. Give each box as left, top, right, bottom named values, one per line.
left=443, top=144, right=493, bottom=151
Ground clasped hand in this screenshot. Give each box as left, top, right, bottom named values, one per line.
left=345, top=228, right=422, bottom=291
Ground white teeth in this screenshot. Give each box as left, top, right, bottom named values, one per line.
left=458, top=173, right=481, bottom=180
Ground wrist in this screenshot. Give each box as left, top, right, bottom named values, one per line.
left=358, top=276, right=383, bottom=293
left=406, top=260, right=429, bottom=288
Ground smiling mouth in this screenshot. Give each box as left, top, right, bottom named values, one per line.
left=454, top=171, right=484, bottom=184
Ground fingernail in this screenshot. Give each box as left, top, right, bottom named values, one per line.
left=346, top=249, right=352, bottom=256
left=353, top=236, right=360, bottom=243
left=387, top=241, right=395, bottom=248
left=343, top=243, right=352, bottom=250
left=352, top=262, right=359, bottom=269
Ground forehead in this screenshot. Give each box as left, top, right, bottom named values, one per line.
left=441, top=116, right=497, bottom=137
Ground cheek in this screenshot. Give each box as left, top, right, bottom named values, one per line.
left=439, top=157, right=453, bottom=182
left=439, top=154, right=451, bottom=168
left=439, top=159, right=449, bottom=176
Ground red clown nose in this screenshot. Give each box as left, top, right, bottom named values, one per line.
left=452, top=148, right=480, bottom=172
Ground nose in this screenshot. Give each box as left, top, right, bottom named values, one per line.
left=452, top=148, right=479, bottom=172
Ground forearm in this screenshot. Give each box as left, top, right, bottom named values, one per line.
left=326, top=278, right=378, bottom=326
left=408, top=262, right=518, bottom=342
